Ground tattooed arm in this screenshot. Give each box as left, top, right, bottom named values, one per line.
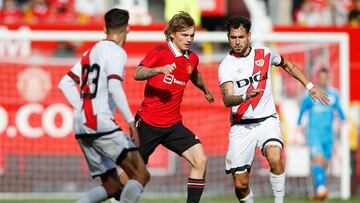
left=220, top=81, right=262, bottom=107
left=134, top=64, right=175, bottom=80
left=281, top=60, right=329, bottom=105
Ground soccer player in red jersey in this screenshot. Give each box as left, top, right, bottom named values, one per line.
left=134, top=11, right=214, bottom=203
left=218, top=16, right=329, bottom=203
left=59, top=8, right=149, bottom=203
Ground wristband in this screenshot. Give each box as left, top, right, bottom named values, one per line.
left=306, top=82, right=314, bottom=90
left=242, top=93, right=247, bottom=102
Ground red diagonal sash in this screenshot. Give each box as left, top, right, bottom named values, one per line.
left=233, top=49, right=271, bottom=123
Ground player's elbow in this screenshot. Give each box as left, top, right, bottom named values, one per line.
left=222, top=99, right=232, bottom=108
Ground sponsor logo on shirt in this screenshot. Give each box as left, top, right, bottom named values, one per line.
left=236, top=72, right=268, bottom=88
left=255, top=59, right=265, bottom=66
left=163, top=74, right=186, bottom=86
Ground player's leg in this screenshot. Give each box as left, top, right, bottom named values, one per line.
left=75, top=138, right=120, bottom=203
left=117, top=150, right=150, bottom=203
left=92, top=131, right=149, bottom=203
left=111, top=117, right=165, bottom=203
left=260, top=117, right=285, bottom=203
left=162, top=123, right=206, bottom=203
left=182, top=143, right=207, bottom=203
left=225, top=124, right=257, bottom=202
left=264, top=145, right=285, bottom=203
left=310, top=135, right=332, bottom=200
left=233, top=171, right=253, bottom=203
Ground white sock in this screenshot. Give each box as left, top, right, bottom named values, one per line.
left=270, top=172, right=285, bottom=203
left=240, top=188, right=253, bottom=203
left=120, top=179, right=144, bottom=203
left=76, top=185, right=108, bottom=203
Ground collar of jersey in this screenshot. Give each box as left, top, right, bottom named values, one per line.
left=230, top=47, right=252, bottom=58
left=167, top=40, right=190, bottom=59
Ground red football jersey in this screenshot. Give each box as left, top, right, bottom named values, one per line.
left=137, top=42, right=199, bottom=128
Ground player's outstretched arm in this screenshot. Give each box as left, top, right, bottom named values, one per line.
left=220, top=82, right=262, bottom=107
left=190, top=71, right=214, bottom=103
left=108, top=79, right=139, bottom=145
left=281, top=60, right=329, bottom=105
left=134, top=64, right=175, bottom=80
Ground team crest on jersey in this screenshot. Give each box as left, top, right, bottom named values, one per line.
left=187, top=63, right=193, bottom=74
left=255, top=59, right=265, bottom=66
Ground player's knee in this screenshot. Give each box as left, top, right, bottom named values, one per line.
left=234, top=178, right=249, bottom=191
left=140, top=168, right=151, bottom=185
left=194, top=154, right=208, bottom=171
left=132, top=167, right=150, bottom=186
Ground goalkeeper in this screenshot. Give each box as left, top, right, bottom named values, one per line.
left=297, top=68, right=346, bottom=200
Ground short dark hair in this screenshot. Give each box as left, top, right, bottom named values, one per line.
left=164, top=11, right=194, bottom=41
left=104, top=8, right=129, bottom=32
left=225, top=16, right=251, bottom=33
left=317, top=67, right=329, bottom=75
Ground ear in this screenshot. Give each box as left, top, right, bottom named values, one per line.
left=103, top=26, right=107, bottom=34
left=170, top=32, right=175, bottom=40
left=248, top=32, right=251, bottom=41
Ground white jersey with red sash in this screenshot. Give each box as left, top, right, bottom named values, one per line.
left=218, top=47, right=284, bottom=124
left=67, top=40, right=127, bottom=135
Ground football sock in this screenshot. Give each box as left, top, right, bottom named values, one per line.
left=239, top=188, right=253, bottom=203
left=75, top=185, right=107, bottom=203
left=270, top=172, right=285, bottom=203
left=120, top=179, right=144, bottom=203
left=187, top=178, right=205, bottom=203
left=312, top=164, right=327, bottom=189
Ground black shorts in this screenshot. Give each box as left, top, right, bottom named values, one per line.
left=136, top=116, right=201, bottom=164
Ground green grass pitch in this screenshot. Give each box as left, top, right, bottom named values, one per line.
left=1, top=197, right=360, bottom=203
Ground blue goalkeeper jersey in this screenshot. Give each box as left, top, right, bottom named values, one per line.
left=297, top=87, right=345, bottom=140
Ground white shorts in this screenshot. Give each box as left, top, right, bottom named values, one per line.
left=225, top=116, right=283, bottom=174
left=77, top=130, right=137, bottom=177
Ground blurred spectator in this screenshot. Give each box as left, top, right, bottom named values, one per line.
left=295, top=0, right=332, bottom=26
left=294, top=0, right=351, bottom=26
left=48, top=0, right=75, bottom=21
left=24, top=0, right=50, bottom=23
left=0, top=0, right=23, bottom=24
left=74, top=0, right=107, bottom=23
left=330, top=0, right=352, bottom=26
left=349, top=0, right=360, bottom=26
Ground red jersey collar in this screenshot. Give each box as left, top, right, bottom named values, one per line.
left=167, top=41, right=190, bottom=59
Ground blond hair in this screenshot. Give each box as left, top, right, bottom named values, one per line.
left=164, top=11, right=195, bottom=41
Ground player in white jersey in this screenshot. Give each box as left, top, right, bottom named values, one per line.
left=58, top=8, right=149, bottom=203
left=218, top=16, right=329, bottom=203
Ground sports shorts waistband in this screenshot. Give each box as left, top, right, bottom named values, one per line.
left=232, top=115, right=277, bottom=126
left=75, top=128, right=121, bottom=139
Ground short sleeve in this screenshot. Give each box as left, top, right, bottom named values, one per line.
left=67, top=60, right=81, bottom=84
left=106, top=47, right=127, bottom=81
left=139, top=47, right=160, bottom=68
left=218, top=60, right=233, bottom=86
left=270, top=49, right=284, bottom=67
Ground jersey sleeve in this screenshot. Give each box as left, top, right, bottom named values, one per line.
left=139, top=47, right=160, bottom=68
left=106, top=47, right=127, bottom=81
left=67, top=60, right=82, bottom=83
left=218, top=60, right=233, bottom=86
left=59, top=61, right=82, bottom=110
left=270, top=48, right=284, bottom=67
